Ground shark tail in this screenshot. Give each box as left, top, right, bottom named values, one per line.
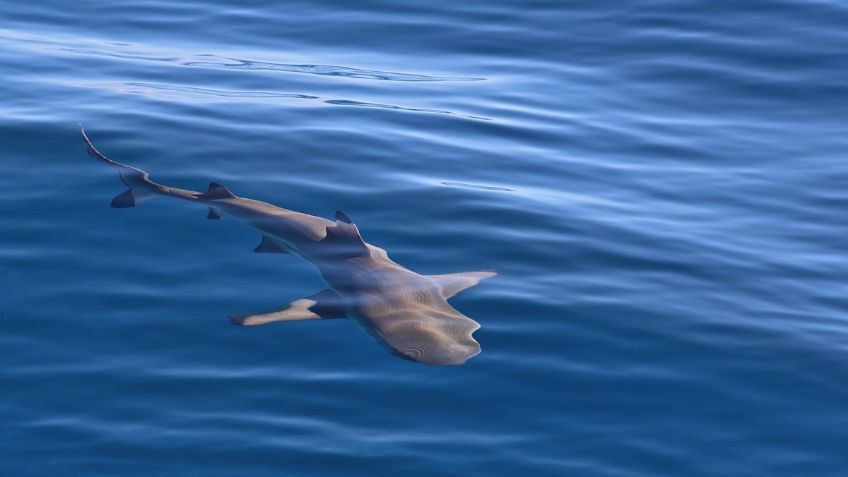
left=81, top=125, right=181, bottom=208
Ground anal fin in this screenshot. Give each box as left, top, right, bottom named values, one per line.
left=111, top=189, right=136, bottom=208
left=254, top=235, right=290, bottom=254
left=207, top=207, right=221, bottom=220
left=230, top=289, right=346, bottom=326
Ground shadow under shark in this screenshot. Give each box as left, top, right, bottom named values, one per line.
left=82, top=127, right=495, bottom=365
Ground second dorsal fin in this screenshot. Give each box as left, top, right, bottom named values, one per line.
left=335, top=210, right=352, bottom=224
left=199, top=182, right=236, bottom=200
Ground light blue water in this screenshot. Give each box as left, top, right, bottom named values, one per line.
left=2, top=1, right=848, bottom=475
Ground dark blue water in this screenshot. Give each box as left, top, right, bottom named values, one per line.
left=2, top=1, right=847, bottom=475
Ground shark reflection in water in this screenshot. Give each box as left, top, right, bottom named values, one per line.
left=82, top=127, right=495, bottom=365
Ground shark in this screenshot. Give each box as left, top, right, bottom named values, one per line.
left=81, top=127, right=495, bottom=365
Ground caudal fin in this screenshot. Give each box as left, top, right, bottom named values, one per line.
left=81, top=125, right=159, bottom=208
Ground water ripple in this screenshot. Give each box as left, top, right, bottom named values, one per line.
left=124, top=82, right=318, bottom=100
left=181, top=55, right=485, bottom=82
left=105, top=82, right=491, bottom=120
left=62, top=48, right=484, bottom=82
left=0, top=29, right=485, bottom=82
left=323, top=99, right=490, bottom=120
left=440, top=181, right=514, bottom=192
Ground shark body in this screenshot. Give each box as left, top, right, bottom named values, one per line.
left=82, top=127, right=495, bottom=365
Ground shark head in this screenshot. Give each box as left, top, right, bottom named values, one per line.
left=350, top=284, right=483, bottom=366
left=385, top=315, right=482, bottom=366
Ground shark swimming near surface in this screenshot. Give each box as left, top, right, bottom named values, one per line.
left=81, top=126, right=495, bottom=365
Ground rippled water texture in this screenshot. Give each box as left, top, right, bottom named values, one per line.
left=2, top=1, right=847, bottom=476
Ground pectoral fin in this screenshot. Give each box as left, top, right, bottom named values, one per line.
left=427, top=269, right=497, bottom=299
left=229, top=289, right=346, bottom=326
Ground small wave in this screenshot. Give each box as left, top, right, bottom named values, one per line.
left=124, top=82, right=319, bottom=100
left=60, top=47, right=179, bottom=63
left=60, top=48, right=484, bottom=82
left=183, top=55, right=485, bottom=82
left=104, top=82, right=490, bottom=121
left=0, top=30, right=485, bottom=82
left=325, top=100, right=490, bottom=120
left=441, top=182, right=515, bottom=192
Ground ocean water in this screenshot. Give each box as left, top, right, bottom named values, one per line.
left=2, top=0, right=847, bottom=475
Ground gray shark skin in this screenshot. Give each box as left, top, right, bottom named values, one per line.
left=82, top=127, right=495, bottom=365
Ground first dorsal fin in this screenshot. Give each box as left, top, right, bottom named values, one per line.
left=199, top=182, right=236, bottom=200
left=322, top=210, right=370, bottom=258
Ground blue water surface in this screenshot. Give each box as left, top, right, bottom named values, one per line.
left=2, top=1, right=847, bottom=475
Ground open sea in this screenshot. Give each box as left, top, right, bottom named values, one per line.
left=2, top=1, right=847, bottom=475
